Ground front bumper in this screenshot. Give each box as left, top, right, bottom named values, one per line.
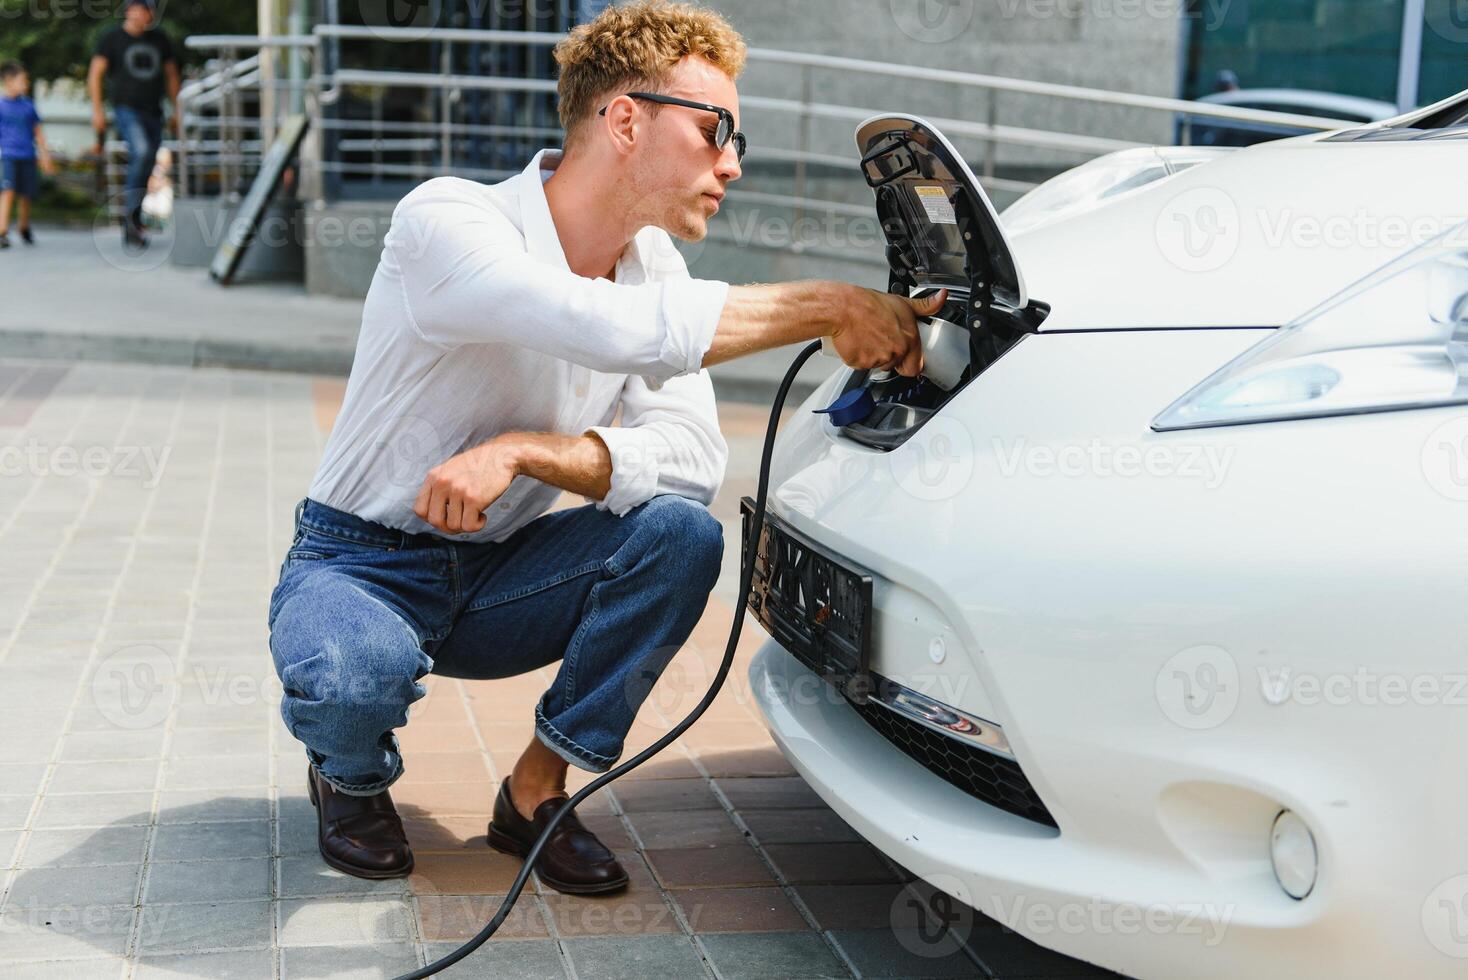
left=750, top=641, right=1465, bottom=979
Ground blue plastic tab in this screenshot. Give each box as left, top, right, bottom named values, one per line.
left=813, top=386, right=876, bottom=426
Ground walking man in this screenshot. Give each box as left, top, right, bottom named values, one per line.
left=268, top=0, right=940, bottom=891
left=88, top=0, right=180, bottom=248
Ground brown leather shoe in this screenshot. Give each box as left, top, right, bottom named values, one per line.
left=306, top=763, right=414, bottom=879
left=486, top=776, right=628, bottom=894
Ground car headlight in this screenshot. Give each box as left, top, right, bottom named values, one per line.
left=1153, top=219, right=1468, bottom=431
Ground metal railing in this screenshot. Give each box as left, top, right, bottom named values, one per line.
left=164, top=25, right=1366, bottom=256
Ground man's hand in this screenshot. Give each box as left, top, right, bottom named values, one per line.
left=701, top=281, right=947, bottom=376
left=90, top=108, right=107, bottom=153
left=413, top=438, right=519, bottom=534
left=828, top=286, right=946, bottom=376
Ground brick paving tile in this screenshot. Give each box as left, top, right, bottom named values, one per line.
left=669, top=885, right=809, bottom=933
left=608, top=777, right=721, bottom=813
left=715, top=776, right=828, bottom=810
left=644, top=843, right=776, bottom=889
left=415, top=893, right=549, bottom=942
left=738, top=808, right=864, bottom=846
left=408, top=850, right=529, bottom=895
left=697, top=932, right=849, bottom=980
left=794, top=882, right=916, bottom=932
left=762, top=841, right=901, bottom=886
left=624, top=808, right=747, bottom=850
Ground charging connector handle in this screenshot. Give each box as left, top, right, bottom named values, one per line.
left=393, top=340, right=824, bottom=980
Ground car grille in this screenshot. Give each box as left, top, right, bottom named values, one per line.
left=849, top=695, right=1058, bottom=828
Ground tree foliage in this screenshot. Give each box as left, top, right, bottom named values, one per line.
left=0, top=0, right=256, bottom=83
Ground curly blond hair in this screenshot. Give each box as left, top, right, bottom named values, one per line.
left=553, top=1, right=747, bottom=148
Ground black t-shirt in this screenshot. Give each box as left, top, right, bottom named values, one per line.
left=95, top=26, right=177, bottom=114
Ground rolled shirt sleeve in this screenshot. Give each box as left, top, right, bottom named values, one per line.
left=584, top=369, right=728, bottom=516
left=387, top=183, right=728, bottom=384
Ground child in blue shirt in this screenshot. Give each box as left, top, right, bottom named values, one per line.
left=0, top=60, right=56, bottom=248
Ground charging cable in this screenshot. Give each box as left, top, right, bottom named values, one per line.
left=394, top=340, right=824, bottom=979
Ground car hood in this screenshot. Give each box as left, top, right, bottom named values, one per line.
left=1013, top=137, right=1468, bottom=331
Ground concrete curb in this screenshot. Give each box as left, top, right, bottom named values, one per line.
left=0, top=328, right=356, bottom=377
left=0, top=327, right=821, bottom=406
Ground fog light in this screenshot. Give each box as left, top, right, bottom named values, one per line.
left=1270, top=809, right=1317, bottom=899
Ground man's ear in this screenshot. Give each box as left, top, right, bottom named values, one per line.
left=601, top=95, right=640, bottom=158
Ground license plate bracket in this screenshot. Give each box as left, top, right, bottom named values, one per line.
left=740, top=497, right=874, bottom=703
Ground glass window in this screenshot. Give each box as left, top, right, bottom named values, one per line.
left=1182, top=0, right=1407, bottom=103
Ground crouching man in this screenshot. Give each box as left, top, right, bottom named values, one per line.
left=267, top=0, right=939, bottom=892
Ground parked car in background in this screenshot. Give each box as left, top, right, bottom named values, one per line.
left=1177, top=88, right=1396, bottom=146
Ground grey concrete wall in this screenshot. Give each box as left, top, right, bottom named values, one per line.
left=707, top=0, right=1185, bottom=172
left=303, top=201, right=395, bottom=299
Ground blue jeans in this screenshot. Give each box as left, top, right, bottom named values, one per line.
left=113, top=105, right=162, bottom=230
left=267, top=494, right=724, bottom=797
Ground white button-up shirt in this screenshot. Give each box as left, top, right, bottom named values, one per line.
left=306, top=148, right=732, bottom=543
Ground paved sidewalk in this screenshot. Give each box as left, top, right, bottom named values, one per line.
left=0, top=226, right=819, bottom=405
left=0, top=358, right=1113, bottom=979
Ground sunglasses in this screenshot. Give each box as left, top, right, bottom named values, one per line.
left=598, top=92, right=747, bottom=162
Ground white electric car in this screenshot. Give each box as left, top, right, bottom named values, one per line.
left=744, top=90, right=1468, bottom=979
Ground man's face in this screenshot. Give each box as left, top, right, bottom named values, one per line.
left=125, top=4, right=154, bottom=30
left=623, top=56, right=743, bottom=243
left=2, top=72, right=26, bottom=97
